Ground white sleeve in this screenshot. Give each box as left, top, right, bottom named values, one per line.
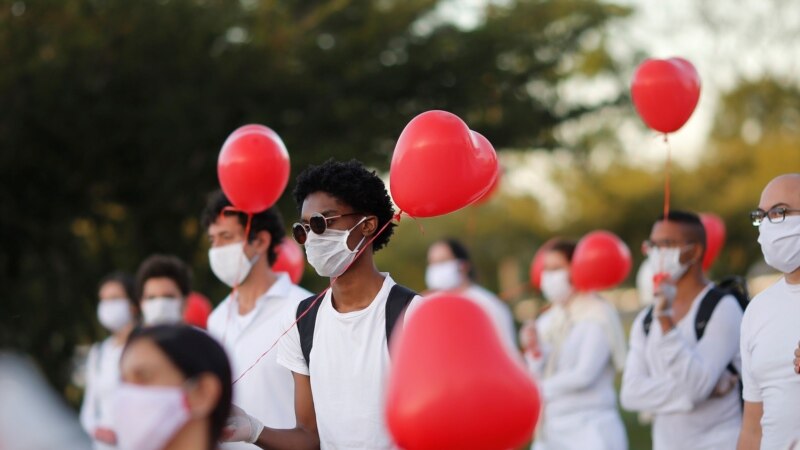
left=620, top=311, right=694, bottom=413
left=275, top=301, right=310, bottom=376
left=540, top=321, right=612, bottom=399
left=656, top=296, right=743, bottom=403
left=79, top=344, right=98, bottom=434
left=739, top=308, right=762, bottom=402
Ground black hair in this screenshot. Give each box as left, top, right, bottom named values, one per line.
left=293, top=159, right=396, bottom=252
left=99, top=271, right=139, bottom=313
left=550, top=239, right=578, bottom=263
left=136, top=254, right=192, bottom=301
left=125, top=325, right=232, bottom=449
left=656, top=210, right=707, bottom=248
left=200, top=190, right=286, bottom=265
left=438, top=238, right=477, bottom=281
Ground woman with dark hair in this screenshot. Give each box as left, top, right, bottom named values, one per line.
left=81, top=272, right=140, bottom=449
left=111, top=324, right=232, bottom=450
left=520, top=239, right=628, bottom=450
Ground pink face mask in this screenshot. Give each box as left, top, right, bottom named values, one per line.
left=111, top=382, right=192, bottom=450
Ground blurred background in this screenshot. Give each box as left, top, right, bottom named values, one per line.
left=1, top=0, right=798, bottom=447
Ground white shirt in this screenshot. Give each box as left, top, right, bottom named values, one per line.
left=80, top=336, right=123, bottom=450
left=276, top=274, right=421, bottom=450
left=620, top=285, right=743, bottom=450
left=461, top=284, right=517, bottom=351
left=740, top=277, right=800, bottom=450
left=207, top=274, right=311, bottom=450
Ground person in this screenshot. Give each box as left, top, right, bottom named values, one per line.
left=110, top=324, right=232, bottom=450
left=223, top=159, right=421, bottom=449
left=738, top=173, right=800, bottom=450
left=136, top=254, right=192, bottom=326
left=201, top=190, right=311, bottom=449
left=80, top=272, right=139, bottom=449
left=520, top=239, right=628, bottom=450
left=425, top=238, right=516, bottom=350
left=621, top=210, right=743, bottom=450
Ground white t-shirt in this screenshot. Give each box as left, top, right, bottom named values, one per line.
left=80, top=336, right=124, bottom=450
left=740, top=277, right=800, bottom=450
left=461, top=284, right=517, bottom=351
left=276, top=274, right=421, bottom=450
left=620, top=284, right=743, bottom=450
left=207, top=274, right=311, bottom=450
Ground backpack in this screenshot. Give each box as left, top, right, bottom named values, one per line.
left=296, top=284, right=417, bottom=367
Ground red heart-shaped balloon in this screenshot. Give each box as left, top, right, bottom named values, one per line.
left=218, top=124, right=290, bottom=213
left=272, top=238, right=305, bottom=284
left=571, top=230, right=632, bottom=291
left=699, top=212, right=726, bottom=271
left=386, top=295, right=541, bottom=450
left=390, top=111, right=498, bottom=217
left=631, top=57, right=701, bottom=133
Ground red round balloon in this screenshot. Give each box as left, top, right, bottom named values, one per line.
left=529, top=238, right=559, bottom=289
left=386, top=295, right=541, bottom=450
left=272, top=238, right=305, bottom=284
left=390, top=111, right=498, bottom=217
left=571, top=231, right=632, bottom=291
left=699, top=212, right=726, bottom=271
left=631, top=58, right=701, bottom=133
left=218, top=124, right=290, bottom=213
left=184, top=292, right=213, bottom=329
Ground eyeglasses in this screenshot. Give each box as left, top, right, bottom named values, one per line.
left=292, top=212, right=363, bottom=244
left=642, top=239, right=696, bottom=255
left=750, top=207, right=800, bottom=227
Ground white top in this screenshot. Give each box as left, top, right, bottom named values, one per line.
left=461, top=284, right=517, bottom=351
left=620, top=284, right=743, bottom=450
left=80, top=336, right=124, bottom=450
left=207, top=274, right=311, bottom=450
left=277, top=274, right=421, bottom=450
left=740, top=277, right=800, bottom=450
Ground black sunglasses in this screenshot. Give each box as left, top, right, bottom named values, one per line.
left=292, top=212, right=363, bottom=245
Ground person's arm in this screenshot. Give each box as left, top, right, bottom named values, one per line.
left=737, top=401, right=763, bottom=450
left=539, top=322, right=612, bottom=398
left=79, top=344, right=98, bottom=434
left=252, top=372, right=319, bottom=449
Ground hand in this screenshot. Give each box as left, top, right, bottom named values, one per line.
left=518, top=320, right=541, bottom=358
left=794, top=340, right=800, bottom=374
left=653, top=277, right=676, bottom=318
left=710, top=371, right=739, bottom=398
left=93, top=427, right=117, bottom=445
left=221, top=404, right=264, bottom=443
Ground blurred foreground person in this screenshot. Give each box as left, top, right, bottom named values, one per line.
left=80, top=272, right=140, bottom=449
left=521, top=239, right=628, bottom=450
left=136, top=254, right=192, bottom=326
left=111, top=324, right=232, bottom=450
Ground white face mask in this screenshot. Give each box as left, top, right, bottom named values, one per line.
left=304, top=217, right=367, bottom=278
left=141, top=297, right=183, bottom=325
left=636, top=257, right=656, bottom=306
left=540, top=269, right=573, bottom=304
left=647, top=246, right=690, bottom=282
left=425, top=260, right=463, bottom=291
left=97, top=298, right=133, bottom=332
left=758, top=216, right=800, bottom=273
left=209, top=241, right=259, bottom=287
left=111, top=383, right=191, bottom=450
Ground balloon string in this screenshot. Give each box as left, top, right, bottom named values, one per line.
left=232, top=211, right=405, bottom=385
left=663, top=134, right=671, bottom=219
left=219, top=208, right=253, bottom=346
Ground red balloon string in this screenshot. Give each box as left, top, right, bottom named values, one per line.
left=219, top=207, right=253, bottom=346
left=663, top=134, right=671, bottom=219
left=232, top=211, right=406, bottom=385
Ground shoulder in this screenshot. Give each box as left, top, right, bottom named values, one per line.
left=742, top=278, right=785, bottom=328
left=286, top=283, right=314, bottom=303
left=206, top=297, right=232, bottom=335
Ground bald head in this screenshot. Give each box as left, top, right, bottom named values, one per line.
left=760, top=173, right=800, bottom=212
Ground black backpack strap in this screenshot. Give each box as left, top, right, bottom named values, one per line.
left=694, top=287, right=726, bottom=341
left=642, top=305, right=654, bottom=336
left=385, top=284, right=417, bottom=349
left=296, top=293, right=325, bottom=367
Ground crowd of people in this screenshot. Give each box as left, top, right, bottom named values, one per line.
left=76, top=162, right=800, bottom=450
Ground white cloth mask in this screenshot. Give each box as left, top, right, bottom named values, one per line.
left=758, top=216, right=800, bottom=273
left=209, top=241, right=259, bottom=287
left=141, top=297, right=183, bottom=325
left=97, top=298, right=132, bottom=332
left=304, top=217, right=366, bottom=278
left=636, top=257, right=656, bottom=306
left=425, top=260, right=463, bottom=291
left=540, top=269, right=573, bottom=304
left=647, top=247, right=690, bottom=282
left=111, top=383, right=191, bottom=450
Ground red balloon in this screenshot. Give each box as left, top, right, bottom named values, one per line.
left=218, top=124, right=290, bottom=213
left=386, top=295, right=541, bottom=450
left=699, top=212, right=726, bottom=271
left=390, top=111, right=498, bottom=217
left=631, top=58, right=701, bottom=133
left=473, top=162, right=502, bottom=206
left=184, top=292, right=213, bottom=329
left=571, top=231, right=632, bottom=291
left=272, top=238, right=305, bottom=284
left=529, top=238, right=559, bottom=289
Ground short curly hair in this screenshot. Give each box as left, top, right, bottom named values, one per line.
left=293, top=159, right=396, bottom=252
left=136, top=254, right=192, bottom=302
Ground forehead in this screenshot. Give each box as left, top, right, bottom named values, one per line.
left=650, top=220, right=689, bottom=240
left=543, top=250, right=570, bottom=268
left=427, top=242, right=455, bottom=262
left=142, top=277, right=181, bottom=297
left=99, top=281, right=127, bottom=299
left=208, top=214, right=244, bottom=233
left=120, top=338, right=184, bottom=383
left=760, top=177, right=800, bottom=210
left=300, top=192, right=351, bottom=220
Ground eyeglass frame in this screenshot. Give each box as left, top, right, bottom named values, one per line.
left=749, top=206, right=800, bottom=227
left=641, top=239, right=698, bottom=256
left=291, top=212, right=365, bottom=244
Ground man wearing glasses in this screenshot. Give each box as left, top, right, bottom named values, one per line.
left=738, top=173, right=800, bottom=450
left=621, top=210, right=743, bottom=450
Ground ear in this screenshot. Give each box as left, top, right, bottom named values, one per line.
left=360, top=216, right=379, bottom=238
left=185, top=373, right=221, bottom=419
left=250, top=230, right=272, bottom=254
